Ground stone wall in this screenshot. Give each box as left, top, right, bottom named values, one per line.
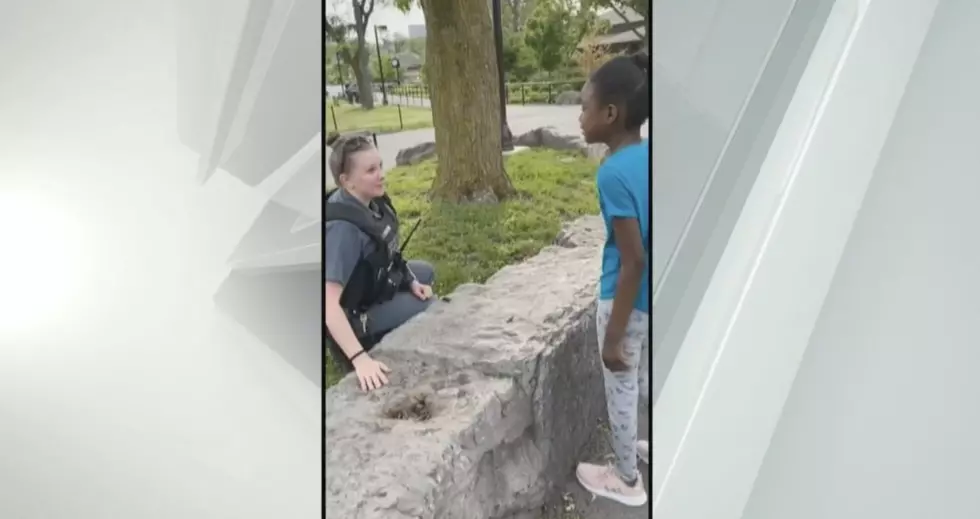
left=325, top=216, right=607, bottom=519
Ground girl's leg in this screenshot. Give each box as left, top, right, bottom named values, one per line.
left=639, top=331, right=651, bottom=406
left=637, top=331, right=651, bottom=465
left=596, top=299, right=649, bottom=482
left=576, top=299, right=649, bottom=507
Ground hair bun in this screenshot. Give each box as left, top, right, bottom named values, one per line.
left=630, top=51, right=650, bottom=73
left=325, top=131, right=341, bottom=147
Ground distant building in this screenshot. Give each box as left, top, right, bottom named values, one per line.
left=407, top=24, right=426, bottom=39
left=581, top=6, right=646, bottom=54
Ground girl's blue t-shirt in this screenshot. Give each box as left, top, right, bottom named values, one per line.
left=596, top=140, right=650, bottom=314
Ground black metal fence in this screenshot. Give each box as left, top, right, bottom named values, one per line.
left=387, top=79, right=587, bottom=106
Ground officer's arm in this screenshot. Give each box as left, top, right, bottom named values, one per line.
left=400, top=260, right=417, bottom=287
left=325, top=222, right=365, bottom=358
left=325, top=282, right=364, bottom=359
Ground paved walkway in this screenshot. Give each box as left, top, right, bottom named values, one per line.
left=373, top=102, right=648, bottom=168
left=374, top=104, right=584, bottom=167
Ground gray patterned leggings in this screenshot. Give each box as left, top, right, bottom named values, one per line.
left=596, top=298, right=651, bottom=482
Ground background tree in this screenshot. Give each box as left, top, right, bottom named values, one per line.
left=371, top=52, right=398, bottom=83
left=394, top=0, right=515, bottom=203
left=502, top=32, right=537, bottom=82
left=611, top=0, right=648, bottom=21
left=581, top=0, right=647, bottom=40
left=326, top=42, right=340, bottom=84
left=404, top=37, right=427, bottom=61
left=503, top=0, right=536, bottom=34
left=324, top=15, right=354, bottom=84
left=325, top=0, right=387, bottom=109
left=326, top=39, right=358, bottom=85
left=349, top=0, right=385, bottom=109
left=524, top=0, right=574, bottom=77
left=391, top=34, right=408, bottom=54
left=574, top=30, right=614, bottom=78
left=525, top=0, right=600, bottom=78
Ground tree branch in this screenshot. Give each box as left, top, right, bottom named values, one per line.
left=607, top=3, right=644, bottom=41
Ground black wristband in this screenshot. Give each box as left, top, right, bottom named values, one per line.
left=348, top=350, right=366, bottom=362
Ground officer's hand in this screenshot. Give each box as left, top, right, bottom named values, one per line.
left=410, top=281, right=433, bottom=301
left=352, top=354, right=391, bottom=392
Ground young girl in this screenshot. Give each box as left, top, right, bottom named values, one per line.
left=575, top=52, right=651, bottom=507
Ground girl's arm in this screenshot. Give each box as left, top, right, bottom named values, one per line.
left=605, top=217, right=646, bottom=348
left=325, top=281, right=364, bottom=359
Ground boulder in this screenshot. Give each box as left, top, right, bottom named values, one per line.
left=325, top=216, right=607, bottom=519
left=514, top=127, right=587, bottom=154
left=514, top=127, right=609, bottom=161
left=555, top=90, right=581, bottom=106
left=395, top=141, right=437, bottom=166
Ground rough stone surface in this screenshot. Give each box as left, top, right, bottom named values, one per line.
left=325, top=216, right=607, bottom=519
left=554, top=216, right=605, bottom=248
left=555, top=90, right=581, bottom=106
left=395, top=140, right=437, bottom=166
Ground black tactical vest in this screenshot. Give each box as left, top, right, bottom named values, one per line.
left=324, top=188, right=405, bottom=337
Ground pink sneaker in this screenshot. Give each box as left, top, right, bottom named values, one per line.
left=575, top=462, right=647, bottom=507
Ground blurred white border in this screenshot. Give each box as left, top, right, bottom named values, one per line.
left=652, top=0, right=940, bottom=516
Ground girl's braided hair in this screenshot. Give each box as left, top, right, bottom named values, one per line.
left=589, top=51, right=650, bottom=130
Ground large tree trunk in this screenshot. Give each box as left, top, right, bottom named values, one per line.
left=353, top=34, right=375, bottom=109
left=421, top=0, right=516, bottom=203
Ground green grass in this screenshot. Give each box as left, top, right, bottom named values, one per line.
left=326, top=101, right=433, bottom=134
left=325, top=149, right=600, bottom=387
left=326, top=349, right=344, bottom=388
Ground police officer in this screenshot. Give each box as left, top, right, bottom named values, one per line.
left=324, top=134, right=436, bottom=392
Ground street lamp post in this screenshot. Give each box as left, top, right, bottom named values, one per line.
left=491, top=0, right=514, bottom=151
left=391, top=57, right=402, bottom=86
left=335, top=51, right=345, bottom=85
left=373, top=25, right=389, bottom=106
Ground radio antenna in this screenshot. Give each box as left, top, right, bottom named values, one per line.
left=399, top=218, right=423, bottom=254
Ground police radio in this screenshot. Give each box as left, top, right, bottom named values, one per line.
left=378, top=217, right=423, bottom=297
